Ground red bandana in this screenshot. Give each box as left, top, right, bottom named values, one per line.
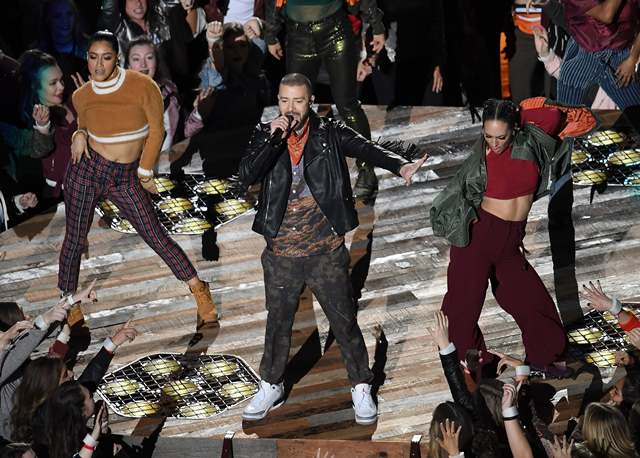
left=287, top=120, right=310, bottom=165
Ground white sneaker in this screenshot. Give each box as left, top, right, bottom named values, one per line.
left=351, top=383, right=377, bottom=425
left=242, top=380, right=284, bottom=421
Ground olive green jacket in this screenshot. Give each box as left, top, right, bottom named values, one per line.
left=430, top=99, right=599, bottom=248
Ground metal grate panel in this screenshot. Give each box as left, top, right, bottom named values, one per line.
left=566, top=309, right=632, bottom=368
left=572, top=129, right=640, bottom=187
left=97, top=353, right=259, bottom=419
left=95, top=174, right=256, bottom=235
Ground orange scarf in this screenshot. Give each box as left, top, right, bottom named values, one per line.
left=287, top=120, right=310, bottom=165
left=276, top=0, right=358, bottom=7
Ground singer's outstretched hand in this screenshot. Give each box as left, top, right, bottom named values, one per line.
left=270, top=115, right=296, bottom=139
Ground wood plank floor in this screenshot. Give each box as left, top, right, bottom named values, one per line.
left=1, top=106, right=639, bottom=444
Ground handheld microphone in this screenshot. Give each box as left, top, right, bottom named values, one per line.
left=269, top=114, right=295, bottom=146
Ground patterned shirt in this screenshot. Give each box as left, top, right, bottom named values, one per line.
left=267, top=157, right=344, bottom=257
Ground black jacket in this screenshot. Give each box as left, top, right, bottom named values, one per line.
left=239, top=112, right=409, bottom=238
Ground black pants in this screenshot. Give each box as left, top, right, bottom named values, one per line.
left=285, top=10, right=371, bottom=139
left=509, top=28, right=545, bottom=104
left=259, top=246, right=373, bottom=385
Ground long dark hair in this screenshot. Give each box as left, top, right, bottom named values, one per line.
left=481, top=99, right=520, bottom=131
left=44, top=381, right=89, bottom=458
left=11, top=356, right=66, bottom=442
left=16, top=50, right=60, bottom=126
left=0, top=302, right=25, bottom=331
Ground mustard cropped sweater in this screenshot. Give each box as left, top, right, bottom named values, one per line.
left=72, top=68, right=165, bottom=170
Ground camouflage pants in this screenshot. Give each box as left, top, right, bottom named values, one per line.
left=259, top=245, right=373, bottom=386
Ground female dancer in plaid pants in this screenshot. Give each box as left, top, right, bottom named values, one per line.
left=59, top=31, right=218, bottom=327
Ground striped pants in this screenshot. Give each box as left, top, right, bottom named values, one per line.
left=58, top=150, right=197, bottom=293
left=558, top=39, right=640, bottom=109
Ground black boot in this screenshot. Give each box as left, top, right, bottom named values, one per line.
left=353, top=161, right=378, bottom=204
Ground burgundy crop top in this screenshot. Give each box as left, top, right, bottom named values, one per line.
left=484, top=107, right=562, bottom=200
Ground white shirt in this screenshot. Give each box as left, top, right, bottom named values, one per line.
left=224, top=0, right=254, bottom=25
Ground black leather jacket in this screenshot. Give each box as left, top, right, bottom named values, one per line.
left=239, top=112, right=409, bottom=238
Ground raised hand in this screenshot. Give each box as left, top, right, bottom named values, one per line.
left=550, top=435, right=574, bottom=458
left=0, top=320, right=34, bottom=350
left=580, top=280, right=613, bottom=312
left=268, top=42, right=284, bottom=60
left=427, top=311, right=450, bottom=350
left=18, top=193, right=38, bottom=209
left=110, top=318, right=139, bottom=347
left=32, top=104, right=51, bottom=128
left=243, top=18, right=262, bottom=40
left=75, top=278, right=98, bottom=304
left=489, top=350, right=525, bottom=376
left=206, top=21, right=223, bottom=45
left=370, top=34, right=385, bottom=53
left=399, top=153, right=429, bottom=186
left=501, top=382, right=520, bottom=410
left=432, top=66, right=443, bottom=94
left=70, top=72, right=86, bottom=89
left=436, top=418, right=461, bottom=456
left=532, top=25, right=550, bottom=58
left=41, top=301, right=70, bottom=327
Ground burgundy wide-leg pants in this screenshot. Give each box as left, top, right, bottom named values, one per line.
left=441, top=207, right=566, bottom=368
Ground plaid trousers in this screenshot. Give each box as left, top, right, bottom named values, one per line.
left=58, top=150, right=197, bottom=293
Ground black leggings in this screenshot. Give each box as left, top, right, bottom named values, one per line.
left=285, top=9, right=371, bottom=139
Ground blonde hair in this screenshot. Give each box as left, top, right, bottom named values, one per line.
left=583, top=403, right=637, bottom=458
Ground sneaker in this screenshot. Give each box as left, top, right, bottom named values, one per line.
left=242, top=380, right=284, bottom=421
left=351, top=383, right=377, bottom=425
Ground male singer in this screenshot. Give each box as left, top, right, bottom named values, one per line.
left=239, top=73, right=426, bottom=424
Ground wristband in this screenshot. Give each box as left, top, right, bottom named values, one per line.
left=103, top=337, right=117, bottom=353
left=67, top=294, right=76, bottom=306
left=82, top=444, right=95, bottom=451
left=138, top=176, right=152, bottom=183
left=502, top=406, right=519, bottom=418
left=34, top=315, right=48, bottom=330
left=137, top=167, right=153, bottom=177
left=439, top=342, right=457, bottom=356
left=71, top=129, right=87, bottom=143
left=57, top=328, right=71, bottom=344
left=515, top=365, right=531, bottom=377
left=34, top=120, right=52, bottom=134
left=83, top=433, right=98, bottom=448
left=610, top=297, right=623, bottom=316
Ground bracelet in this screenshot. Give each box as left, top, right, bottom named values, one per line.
left=137, top=167, right=154, bottom=177
left=515, top=365, right=531, bottom=377
left=82, top=443, right=95, bottom=451
left=83, top=434, right=98, bottom=447
left=610, top=297, right=623, bottom=316
left=502, top=406, right=519, bottom=418
left=67, top=294, right=76, bottom=306
left=138, top=175, right=152, bottom=183
left=71, top=129, right=88, bottom=143
left=503, top=414, right=520, bottom=421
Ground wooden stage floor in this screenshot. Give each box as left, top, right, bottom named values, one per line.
left=2, top=106, right=640, bottom=444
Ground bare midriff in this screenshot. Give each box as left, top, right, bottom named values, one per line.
left=481, top=194, right=534, bottom=222
left=88, top=137, right=146, bottom=164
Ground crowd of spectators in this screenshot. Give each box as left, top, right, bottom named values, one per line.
left=3, top=0, right=636, bottom=232
left=0, top=282, right=138, bottom=457
left=426, top=279, right=640, bottom=458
